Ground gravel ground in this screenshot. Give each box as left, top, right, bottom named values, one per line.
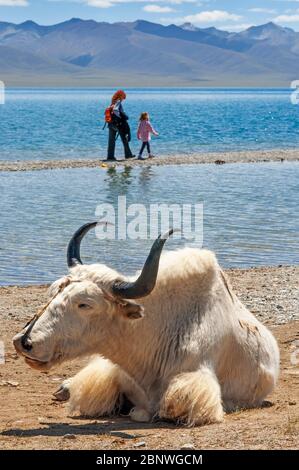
left=1, top=148, right=298, bottom=172
left=226, top=266, right=298, bottom=324
left=1, top=266, right=297, bottom=325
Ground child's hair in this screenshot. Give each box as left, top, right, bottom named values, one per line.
left=139, top=112, right=149, bottom=121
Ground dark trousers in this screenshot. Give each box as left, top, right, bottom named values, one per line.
left=107, top=126, right=133, bottom=159
left=139, top=141, right=151, bottom=156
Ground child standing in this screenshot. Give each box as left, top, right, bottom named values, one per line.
left=137, top=112, right=159, bottom=160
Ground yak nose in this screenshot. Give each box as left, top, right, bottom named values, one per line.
left=21, top=335, right=32, bottom=351
left=13, top=333, right=32, bottom=353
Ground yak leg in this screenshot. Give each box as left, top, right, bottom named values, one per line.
left=64, top=356, right=121, bottom=417
left=119, top=373, right=151, bottom=422
left=159, top=367, right=224, bottom=426
left=54, top=356, right=150, bottom=420
left=53, top=378, right=72, bottom=401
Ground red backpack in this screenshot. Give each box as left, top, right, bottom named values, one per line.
left=104, top=105, right=114, bottom=124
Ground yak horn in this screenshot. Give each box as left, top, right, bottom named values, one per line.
left=112, top=229, right=176, bottom=299
left=67, top=222, right=112, bottom=267
left=67, top=223, right=176, bottom=299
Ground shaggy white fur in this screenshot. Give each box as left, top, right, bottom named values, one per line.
left=68, top=357, right=121, bottom=417
left=159, top=368, right=224, bottom=426
left=14, top=247, right=280, bottom=426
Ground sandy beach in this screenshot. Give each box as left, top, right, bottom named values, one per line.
left=0, top=265, right=298, bottom=450
left=1, top=148, right=299, bottom=172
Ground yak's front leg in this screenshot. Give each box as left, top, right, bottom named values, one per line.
left=53, top=356, right=150, bottom=421
left=53, top=378, right=72, bottom=401
left=119, top=372, right=151, bottom=422
left=58, top=357, right=121, bottom=417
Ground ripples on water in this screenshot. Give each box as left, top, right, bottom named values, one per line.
left=0, top=162, right=298, bottom=285
left=1, top=88, right=299, bottom=161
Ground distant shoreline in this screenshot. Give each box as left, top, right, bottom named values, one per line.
left=1, top=148, right=298, bottom=172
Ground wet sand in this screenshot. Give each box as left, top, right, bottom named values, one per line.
left=1, top=148, right=298, bottom=172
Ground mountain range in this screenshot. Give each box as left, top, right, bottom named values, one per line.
left=0, top=18, right=298, bottom=86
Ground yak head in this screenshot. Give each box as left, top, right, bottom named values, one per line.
left=13, top=222, right=173, bottom=371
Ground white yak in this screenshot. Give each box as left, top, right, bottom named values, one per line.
left=13, top=222, right=279, bottom=426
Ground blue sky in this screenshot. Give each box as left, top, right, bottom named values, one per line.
left=1, top=0, right=299, bottom=31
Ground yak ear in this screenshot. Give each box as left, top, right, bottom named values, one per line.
left=120, top=301, right=144, bottom=320
left=102, top=288, right=144, bottom=320
left=48, top=275, right=69, bottom=298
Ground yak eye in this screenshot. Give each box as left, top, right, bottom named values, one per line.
left=78, top=303, right=91, bottom=309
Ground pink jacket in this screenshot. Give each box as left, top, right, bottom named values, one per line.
left=137, top=120, right=158, bottom=142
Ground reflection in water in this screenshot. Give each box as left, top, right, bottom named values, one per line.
left=105, top=166, right=133, bottom=189
left=0, top=162, right=298, bottom=285
left=103, top=166, right=133, bottom=206
left=103, top=165, right=154, bottom=205
left=138, top=166, right=154, bottom=188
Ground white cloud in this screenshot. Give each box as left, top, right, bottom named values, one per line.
left=220, top=23, right=253, bottom=32
left=182, top=10, right=242, bottom=25
left=84, top=0, right=195, bottom=6
left=143, top=4, right=175, bottom=12
left=0, top=0, right=28, bottom=5
left=273, top=13, right=299, bottom=23
left=86, top=0, right=114, bottom=7
left=249, top=8, right=276, bottom=14
left=47, top=0, right=205, bottom=10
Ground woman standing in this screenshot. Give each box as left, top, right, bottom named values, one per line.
left=107, top=90, right=135, bottom=161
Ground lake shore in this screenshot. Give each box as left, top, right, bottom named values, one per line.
left=0, top=265, right=298, bottom=449
left=1, top=148, right=299, bottom=172
left=1, top=266, right=298, bottom=325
